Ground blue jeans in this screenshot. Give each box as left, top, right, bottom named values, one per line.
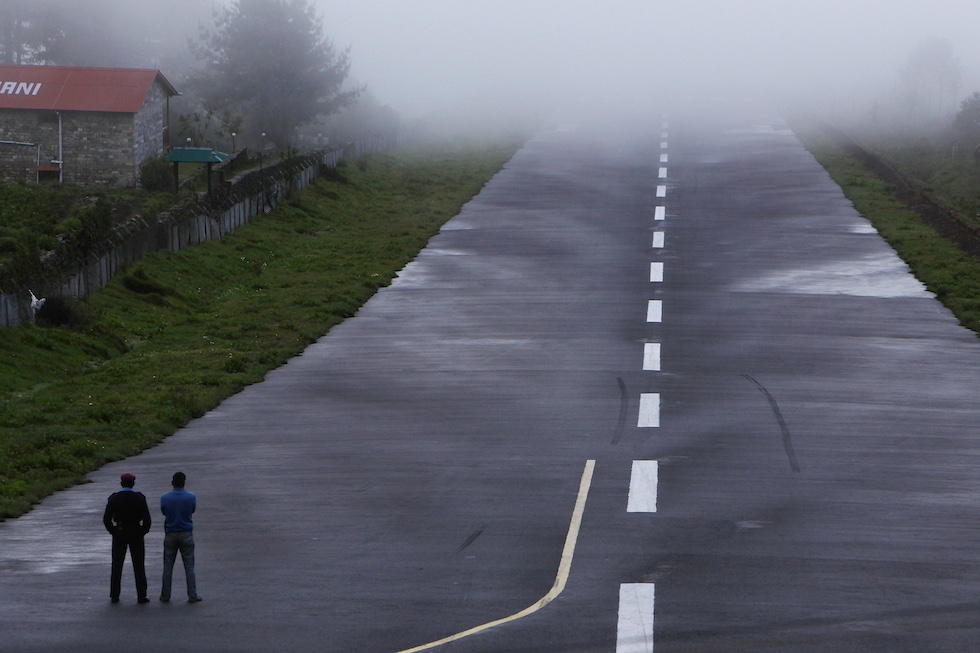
left=161, top=530, right=198, bottom=599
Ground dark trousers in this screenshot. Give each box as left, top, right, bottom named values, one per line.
left=110, top=533, right=147, bottom=600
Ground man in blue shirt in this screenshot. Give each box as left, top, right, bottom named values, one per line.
left=159, top=471, right=201, bottom=603
left=103, top=472, right=151, bottom=604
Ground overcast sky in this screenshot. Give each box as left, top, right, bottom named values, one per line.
left=317, top=0, right=980, bottom=120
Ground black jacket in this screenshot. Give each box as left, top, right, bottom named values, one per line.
left=103, top=489, right=152, bottom=537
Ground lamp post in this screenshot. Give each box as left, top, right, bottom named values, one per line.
left=231, top=132, right=236, bottom=152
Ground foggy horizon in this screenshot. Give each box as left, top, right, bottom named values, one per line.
left=7, top=0, right=980, bottom=134
left=318, top=0, right=980, bottom=126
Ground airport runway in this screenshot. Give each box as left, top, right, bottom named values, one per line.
left=2, top=100, right=980, bottom=652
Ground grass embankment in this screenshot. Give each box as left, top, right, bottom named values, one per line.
left=863, top=133, right=980, bottom=226
left=0, top=184, right=180, bottom=289
left=796, top=127, right=980, bottom=334
left=0, top=141, right=519, bottom=518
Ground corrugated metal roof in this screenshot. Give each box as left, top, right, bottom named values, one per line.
left=0, top=65, right=179, bottom=113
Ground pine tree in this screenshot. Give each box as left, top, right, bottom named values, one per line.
left=190, top=0, right=360, bottom=149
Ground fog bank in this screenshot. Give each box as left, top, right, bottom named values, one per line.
left=320, top=0, right=980, bottom=125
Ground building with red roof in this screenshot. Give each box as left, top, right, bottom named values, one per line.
left=0, top=65, right=179, bottom=187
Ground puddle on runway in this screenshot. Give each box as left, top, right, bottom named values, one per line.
left=0, top=501, right=107, bottom=574
left=733, top=252, right=931, bottom=298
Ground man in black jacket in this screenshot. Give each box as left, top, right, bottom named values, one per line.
left=103, top=472, right=152, bottom=604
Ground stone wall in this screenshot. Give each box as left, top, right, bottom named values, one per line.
left=0, top=109, right=51, bottom=184
left=61, top=111, right=135, bottom=187
left=0, top=109, right=135, bottom=187
left=133, top=83, right=168, bottom=169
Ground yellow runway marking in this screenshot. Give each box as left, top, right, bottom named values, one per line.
left=394, top=460, right=596, bottom=653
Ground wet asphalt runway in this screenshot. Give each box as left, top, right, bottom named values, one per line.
left=3, top=100, right=980, bottom=652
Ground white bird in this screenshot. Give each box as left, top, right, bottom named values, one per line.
left=28, top=289, right=45, bottom=323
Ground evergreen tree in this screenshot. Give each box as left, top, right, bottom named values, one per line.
left=0, top=0, right=212, bottom=68
left=190, top=0, right=359, bottom=149
left=953, top=92, right=980, bottom=146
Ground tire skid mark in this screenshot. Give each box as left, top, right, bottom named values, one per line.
left=455, top=528, right=485, bottom=554
left=742, top=374, right=801, bottom=473
left=613, top=376, right=629, bottom=445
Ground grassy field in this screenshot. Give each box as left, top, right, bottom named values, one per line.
left=0, top=140, right=520, bottom=518
left=796, top=126, right=980, bottom=335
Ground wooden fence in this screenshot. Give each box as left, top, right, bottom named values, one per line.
left=0, top=132, right=403, bottom=327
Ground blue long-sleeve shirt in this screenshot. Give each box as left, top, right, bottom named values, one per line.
left=160, top=488, right=196, bottom=533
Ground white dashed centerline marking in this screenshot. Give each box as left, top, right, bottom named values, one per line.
left=638, top=393, right=660, bottom=427
left=643, top=342, right=661, bottom=371
left=620, top=119, right=667, bottom=651
left=627, top=460, right=659, bottom=512
left=646, top=300, right=662, bottom=323
left=617, top=583, right=656, bottom=653
left=649, top=262, right=663, bottom=283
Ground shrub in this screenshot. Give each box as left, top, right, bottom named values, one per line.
left=139, top=154, right=175, bottom=192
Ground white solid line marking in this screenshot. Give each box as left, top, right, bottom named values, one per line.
left=617, top=583, right=656, bottom=653
left=658, top=167, right=667, bottom=179
left=660, top=153, right=668, bottom=163
left=649, top=262, right=663, bottom=283
left=652, top=232, right=664, bottom=248
left=627, top=460, right=658, bottom=512
left=646, top=300, right=662, bottom=323
left=656, top=185, right=666, bottom=198
left=638, top=393, right=660, bottom=427
left=654, top=206, right=665, bottom=221
left=395, top=461, right=596, bottom=653
left=643, top=342, right=661, bottom=370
